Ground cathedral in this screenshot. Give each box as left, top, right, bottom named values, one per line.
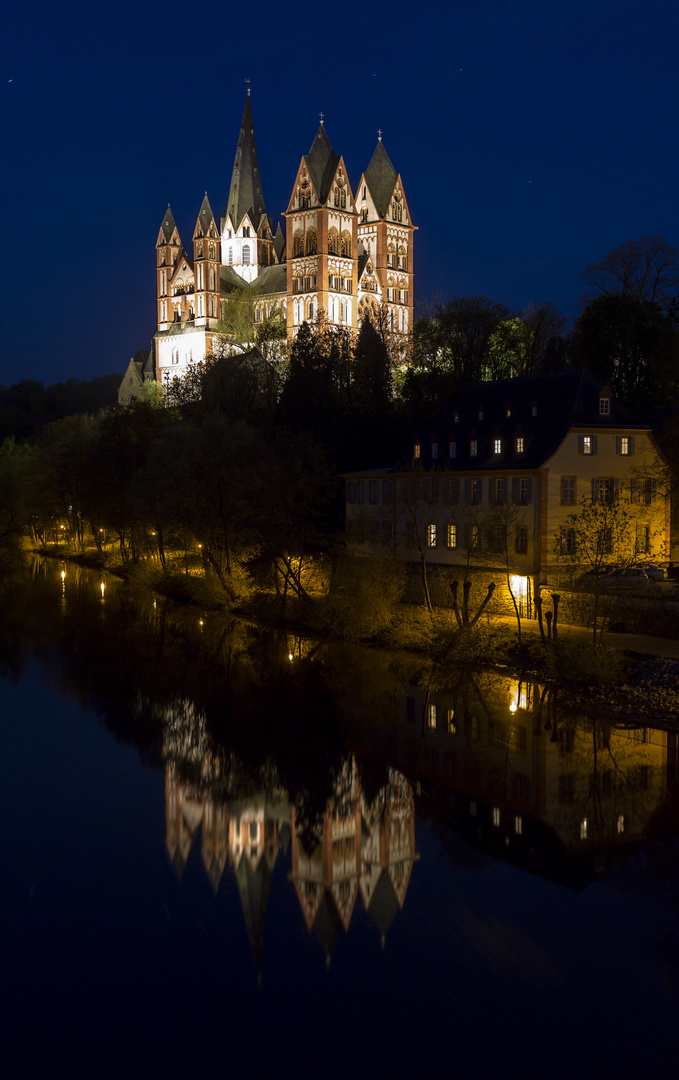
left=151, top=93, right=415, bottom=388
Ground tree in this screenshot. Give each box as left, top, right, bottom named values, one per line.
left=486, top=303, right=568, bottom=379
left=581, top=236, right=679, bottom=310
left=555, top=485, right=649, bottom=645
left=572, top=294, right=679, bottom=413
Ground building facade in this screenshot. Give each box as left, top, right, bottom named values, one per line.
left=152, top=94, right=415, bottom=390
left=344, top=372, right=670, bottom=586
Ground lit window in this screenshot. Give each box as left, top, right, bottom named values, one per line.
left=514, top=815, right=522, bottom=835
left=516, top=437, right=524, bottom=453
left=494, top=438, right=502, bottom=454
left=427, top=523, right=437, bottom=547
left=599, top=397, right=610, bottom=415
left=470, top=440, right=478, bottom=457
left=413, top=442, right=421, bottom=459
left=447, top=524, right=457, bottom=549
left=583, top=436, right=592, bottom=454
left=492, top=807, right=501, bottom=827
left=620, top=436, right=630, bottom=455
left=617, top=815, right=625, bottom=834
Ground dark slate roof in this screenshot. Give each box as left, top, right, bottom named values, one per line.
left=225, top=95, right=267, bottom=230
left=304, top=125, right=339, bottom=205
left=274, top=223, right=286, bottom=263
left=196, top=193, right=215, bottom=236
left=218, top=263, right=286, bottom=297
left=358, top=252, right=370, bottom=279
left=364, top=141, right=398, bottom=219
left=158, top=206, right=177, bottom=244
left=400, top=371, right=644, bottom=472
left=251, top=263, right=286, bottom=296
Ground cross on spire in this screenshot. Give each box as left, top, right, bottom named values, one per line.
left=319, top=111, right=324, bottom=125
left=378, top=128, right=382, bottom=141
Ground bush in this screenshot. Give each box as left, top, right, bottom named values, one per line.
left=321, top=554, right=406, bottom=641
left=545, top=640, right=625, bottom=686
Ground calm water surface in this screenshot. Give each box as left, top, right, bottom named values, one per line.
left=1, top=558, right=678, bottom=1078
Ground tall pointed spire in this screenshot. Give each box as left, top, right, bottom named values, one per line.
left=226, top=95, right=267, bottom=230
left=364, top=140, right=398, bottom=219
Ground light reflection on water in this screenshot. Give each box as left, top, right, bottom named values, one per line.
left=1, top=555, right=679, bottom=1076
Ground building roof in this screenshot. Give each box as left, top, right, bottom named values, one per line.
left=304, top=125, right=339, bottom=205
left=400, top=371, right=646, bottom=472
left=364, top=140, right=398, bottom=219
left=196, top=193, right=216, bottom=237
left=225, top=95, right=267, bottom=231
left=273, top=223, right=286, bottom=263
left=157, top=206, right=177, bottom=245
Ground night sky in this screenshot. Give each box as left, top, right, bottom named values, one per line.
left=2, top=0, right=678, bottom=387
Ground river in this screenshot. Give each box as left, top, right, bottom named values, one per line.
left=1, top=556, right=678, bottom=1077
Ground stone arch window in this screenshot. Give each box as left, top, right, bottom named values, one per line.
left=387, top=243, right=396, bottom=268
left=189, top=301, right=195, bottom=318
left=307, top=299, right=315, bottom=321
left=397, top=244, right=407, bottom=270
left=328, top=227, right=339, bottom=255
left=293, top=299, right=299, bottom=325
left=299, top=178, right=311, bottom=209
left=208, top=268, right=215, bottom=290
left=242, top=244, right=251, bottom=264
left=392, top=193, right=403, bottom=222
left=360, top=207, right=368, bottom=223
left=293, top=230, right=304, bottom=257
left=340, top=231, right=352, bottom=257
left=160, top=300, right=167, bottom=321
left=208, top=243, right=215, bottom=259
left=196, top=242, right=203, bottom=258
left=305, top=228, right=317, bottom=255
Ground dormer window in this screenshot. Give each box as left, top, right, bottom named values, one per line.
left=431, top=440, right=439, bottom=460
left=470, top=440, right=478, bottom=457
left=516, top=436, right=524, bottom=454
left=493, top=438, right=502, bottom=455
left=599, top=397, right=610, bottom=416
left=478, top=407, right=484, bottom=421
left=449, top=440, right=456, bottom=459
left=413, top=442, right=421, bottom=460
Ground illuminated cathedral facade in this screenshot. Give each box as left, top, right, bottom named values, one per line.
left=153, top=93, right=415, bottom=388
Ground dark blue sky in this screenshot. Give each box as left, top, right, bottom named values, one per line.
left=2, top=0, right=678, bottom=386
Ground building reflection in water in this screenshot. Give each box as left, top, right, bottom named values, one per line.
left=163, top=699, right=416, bottom=966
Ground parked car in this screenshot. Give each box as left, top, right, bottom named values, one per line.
left=606, top=567, right=651, bottom=585
left=667, top=563, right=679, bottom=581
left=639, top=564, right=665, bottom=581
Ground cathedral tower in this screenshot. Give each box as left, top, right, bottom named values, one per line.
left=192, top=194, right=220, bottom=326
left=220, top=93, right=274, bottom=283
left=355, top=137, right=415, bottom=339
left=156, top=207, right=181, bottom=331
left=284, top=121, right=358, bottom=336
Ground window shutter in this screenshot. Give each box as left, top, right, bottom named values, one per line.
left=578, top=434, right=584, bottom=454
left=630, top=478, right=638, bottom=503
left=629, top=436, right=635, bottom=455
left=511, top=477, right=517, bottom=504
left=464, top=478, right=469, bottom=503
left=488, top=478, right=494, bottom=503
left=527, top=477, right=533, bottom=504
left=616, top=435, right=622, bottom=455
left=591, top=435, right=598, bottom=455
left=651, top=479, right=657, bottom=502
left=452, top=478, right=459, bottom=504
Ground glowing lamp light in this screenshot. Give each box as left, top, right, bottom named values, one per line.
left=100, top=582, right=105, bottom=598
left=509, top=699, right=518, bottom=713
left=61, top=570, right=65, bottom=581
left=288, top=652, right=294, bottom=662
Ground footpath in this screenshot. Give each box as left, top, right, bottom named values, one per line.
left=499, top=616, right=679, bottom=661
